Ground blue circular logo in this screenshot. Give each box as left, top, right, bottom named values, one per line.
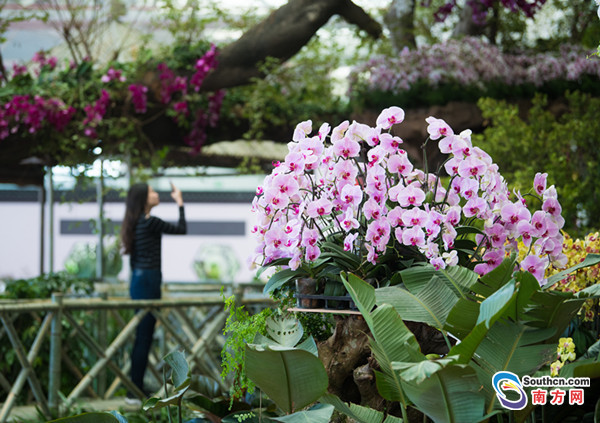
left=492, top=371, right=528, bottom=410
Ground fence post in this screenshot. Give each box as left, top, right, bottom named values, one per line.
left=48, top=292, right=63, bottom=415
left=97, top=292, right=108, bottom=397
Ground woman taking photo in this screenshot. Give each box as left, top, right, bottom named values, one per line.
left=120, top=182, right=186, bottom=401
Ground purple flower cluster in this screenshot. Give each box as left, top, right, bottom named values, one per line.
left=0, top=95, right=75, bottom=139
left=1, top=46, right=222, bottom=148
left=82, top=89, right=111, bottom=138
left=12, top=64, right=28, bottom=77
left=31, top=51, right=58, bottom=72
left=158, top=62, right=187, bottom=104
left=184, top=90, right=225, bottom=154
left=350, top=37, right=600, bottom=95
left=434, top=0, right=546, bottom=24
left=128, top=84, right=148, bottom=114
left=101, top=67, right=126, bottom=83
left=190, top=44, right=218, bottom=92
left=250, top=107, right=567, bottom=285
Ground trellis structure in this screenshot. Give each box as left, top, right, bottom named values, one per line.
left=0, top=287, right=270, bottom=422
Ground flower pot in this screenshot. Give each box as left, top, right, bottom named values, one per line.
left=295, top=278, right=324, bottom=309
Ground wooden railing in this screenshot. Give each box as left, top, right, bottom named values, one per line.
left=0, top=283, right=270, bottom=422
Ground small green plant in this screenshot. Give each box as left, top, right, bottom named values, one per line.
left=220, top=290, right=273, bottom=401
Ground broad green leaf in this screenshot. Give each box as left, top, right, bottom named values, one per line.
left=271, top=404, right=334, bottom=423
left=544, top=254, right=600, bottom=290
left=371, top=305, right=423, bottom=367
left=320, top=393, right=385, bottom=423
left=398, top=265, right=436, bottom=295
left=374, top=369, right=405, bottom=403
left=581, top=338, right=600, bottom=360
left=108, top=412, right=127, bottom=423
left=376, top=279, right=458, bottom=330
left=473, top=321, right=555, bottom=413
left=296, top=335, right=319, bottom=356
left=472, top=256, right=516, bottom=298
left=476, top=280, right=516, bottom=326
left=245, top=346, right=328, bottom=414
left=514, top=271, right=541, bottom=321
left=383, top=416, right=404, bottom=423
left=402, top=365, right=485, bottom=423
left=524, top=291, right=585, bottom=342
left=393, top=359, right=443, bottom=383
left=143, top=387, right=189, bottom=411
left=264, top=269, right=297, bottom=294
left=448, top=321, right=489, bottom=365
left=577, top=283, right=600, bottom=297
left=445, top=298, right=481, bottom=339
left=341, top=273, right=376, bottom=324
left=189, top=374, right=222, bottom=398
left=558, top=359, right=600, bottom=379
left=164, top=349, right=189, bottom=389
left=47, top=413, right=122, bottom=423
left=185, top=395, right=246, bottom=418
left=439, top=266, right=480, bottom=298
left=399, top=264, right=478, bottom=299
left=266, top=316, right=303, bottom=347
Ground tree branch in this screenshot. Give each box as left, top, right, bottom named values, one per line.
left=201, top=0, right=382, bottom=92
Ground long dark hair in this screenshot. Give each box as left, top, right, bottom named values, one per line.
left=120, top=183, right=148, bottom=254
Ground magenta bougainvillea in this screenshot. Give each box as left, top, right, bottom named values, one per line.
left=0, top=44, right=224, bottom=156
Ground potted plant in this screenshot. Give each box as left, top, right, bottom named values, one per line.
left=250, top=106, right=567, bottom=309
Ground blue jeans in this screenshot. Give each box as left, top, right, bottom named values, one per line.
left=130, top=268, right=161, bottom=394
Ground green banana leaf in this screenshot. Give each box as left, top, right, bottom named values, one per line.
left=544, top=253, right=600, bottom=290
left=471, top=320, right=555, bottom=413
left=245, top=345, right=328, bottom=414
left=401, top=365, right=488, bottom=423
left=342, top=273, right=423, bottom=405
left=398, top=264, right=479, bottom=299
left=523, top=291, right=586, bottom=342
left=47, top=412, right=125, bottom=423
left=320, top=393, right=403, bottom=423
left=471, top=256, right=517, bottom=299
left=271, top=403, right=334, bottom=423
left=375, top=277, right=458, bottom=330
left=559, top=358, right=600, bottom=379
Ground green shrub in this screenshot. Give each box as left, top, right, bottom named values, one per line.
left=474, top=90, right=600, bottom=235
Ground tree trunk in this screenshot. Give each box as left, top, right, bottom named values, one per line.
left=201, top=0, right=382, bottom=91
left=384, top=0, right=416, bottom=51
left=317, top=315, right=453, bottom=412
left=452, top=3, right=485, bottom=38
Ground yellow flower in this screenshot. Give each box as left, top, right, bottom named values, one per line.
left=550, top=360, right=563, bottom=377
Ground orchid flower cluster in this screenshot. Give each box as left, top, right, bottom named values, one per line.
left=350, top=37, right=600, bottom=97
left=250, top=106, right=567, bottom=286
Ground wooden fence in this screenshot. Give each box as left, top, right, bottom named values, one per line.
left=0, top=284, right=270, bottom=422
